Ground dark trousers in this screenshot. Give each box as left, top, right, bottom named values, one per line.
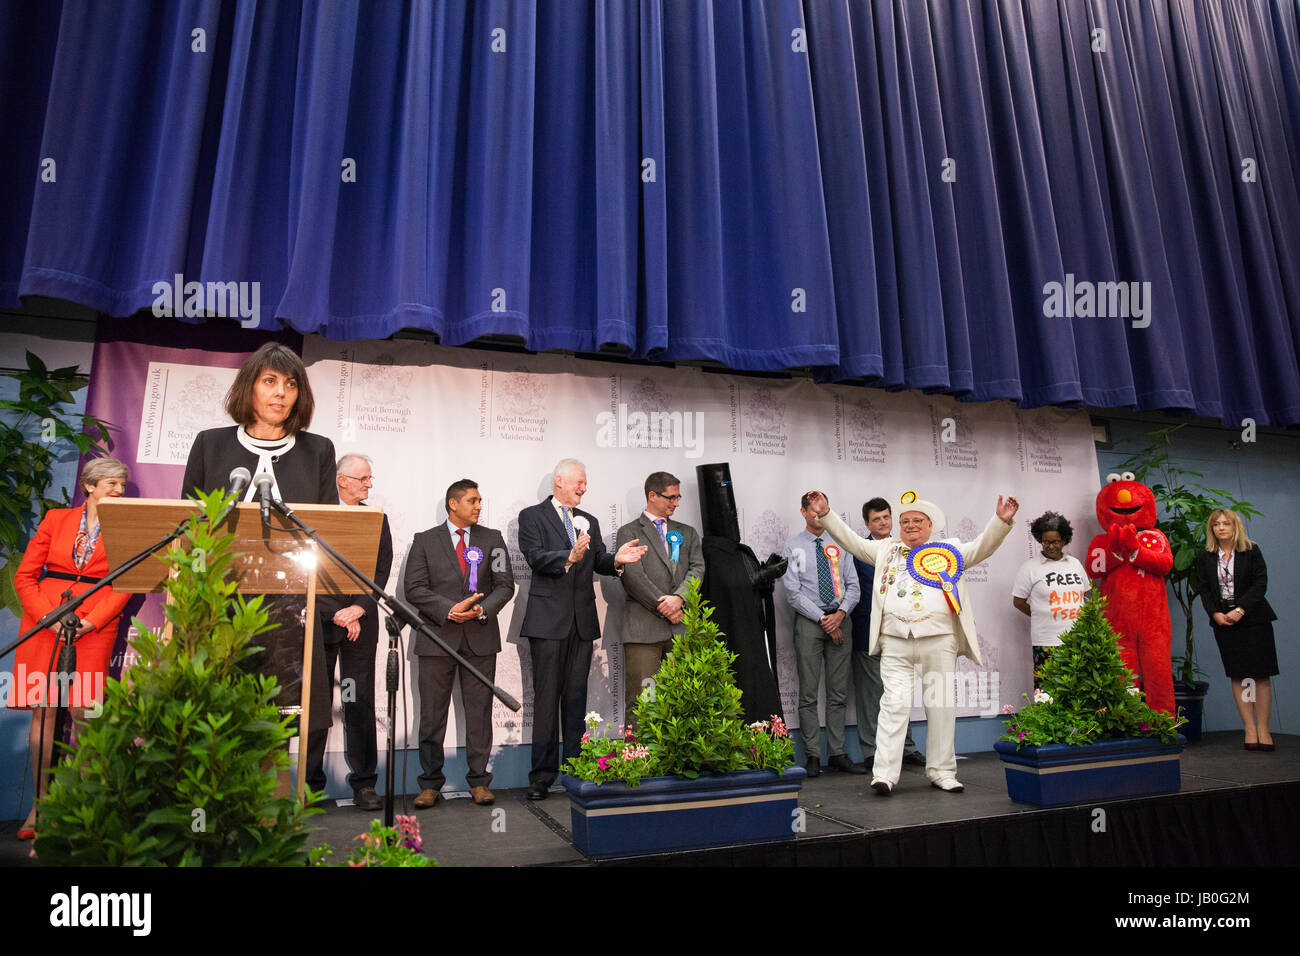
left=305, top=631, right=378, bottom=793
left=528, top=623, right=593, bottom=787
left=624, top=638, right=672, bottom=728
left=416, top=652, right=497, bottom=791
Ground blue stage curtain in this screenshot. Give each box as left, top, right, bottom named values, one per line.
left=4, top=1, right=1298, bottom=424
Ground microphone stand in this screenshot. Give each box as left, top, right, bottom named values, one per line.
left=382, top=615, right=403, bottom=828
left=263, top=495, right=520, bottom=825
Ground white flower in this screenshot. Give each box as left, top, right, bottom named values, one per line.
left=584, top=711, right=603, bottom=728
left=1126, top=686, right=1141, bottom=696
left=748, top=720, right=769, bottom=733
left=1033, top=689, right=1053, bottom=704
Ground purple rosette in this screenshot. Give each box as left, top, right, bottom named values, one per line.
left=464, top=545, right=484, bottom=590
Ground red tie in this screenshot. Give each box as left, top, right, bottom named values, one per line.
left=456, top=529, right=467, bottom=576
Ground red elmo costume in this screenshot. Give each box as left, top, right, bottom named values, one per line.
left=1087, top=477, right=1174, bottom=714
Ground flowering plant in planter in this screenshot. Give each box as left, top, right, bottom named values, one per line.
left=1000, top=590, right=1184, bottom=748
left=563, top=579, right=796, bottom=785
left=563, top=716, right=655, bottom=786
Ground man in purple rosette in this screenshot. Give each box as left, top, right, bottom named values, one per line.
left=804, top=489, right=1018, bottom=795
left=404, top=479, right=515, bottom=808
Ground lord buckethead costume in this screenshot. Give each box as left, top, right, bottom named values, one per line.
left=1086, top=475, right=1175, bottom=714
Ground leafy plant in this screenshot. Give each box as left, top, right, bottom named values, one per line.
left=1116, top=425, right=1261, bottom=687
left=33, top=489, right=320, bottom=865
left=312, top=816, right=437, bottom=867
left=1001, top=591, right=1184, bottom=748
left=0, top=350, right=112, bottom=617
left=564, top=579, right=796, bottom=785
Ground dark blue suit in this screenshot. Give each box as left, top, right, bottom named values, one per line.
left=517, top=496, right=619, bottom=786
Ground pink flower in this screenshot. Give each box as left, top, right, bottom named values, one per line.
left=1018, top=732, right=1027, bottom=741
left=597, top=753, right=615, bottom=771
left=581, top=732, right=591, bottom=743
left=770, top=715, right=789, bottom=738
left=1000, top=705, right=1014, bottom=715
left=1139, top=721, right=1151, bottom=732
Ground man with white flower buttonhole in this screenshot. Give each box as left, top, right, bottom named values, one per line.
left=805, top=489, right=1018, bottom=795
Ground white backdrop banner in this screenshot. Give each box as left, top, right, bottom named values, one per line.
left=301, top=336, right=1101, bottom=756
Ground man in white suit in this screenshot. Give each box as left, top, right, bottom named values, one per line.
left=805, top=489, right=1018, bottom=795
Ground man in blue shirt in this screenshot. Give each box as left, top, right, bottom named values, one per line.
left=782, top=493, right=865, bottom=777
left=849, top=498, right=923, bottom=769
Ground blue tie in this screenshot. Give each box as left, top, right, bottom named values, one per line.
left=562, top=506, right=575, bottom=545
left=654, top=518, right=668, bottom=558
left=815, top=537, right=834, bottom=605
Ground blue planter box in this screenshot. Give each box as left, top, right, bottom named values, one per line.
left=563, top=767, right=807, bottom=859
left=994, top=737, right=1184, bottom=808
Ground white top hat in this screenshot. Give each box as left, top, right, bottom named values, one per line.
left=897, top=490, right=945, bottom=537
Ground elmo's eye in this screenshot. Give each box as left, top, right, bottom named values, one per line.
left=1106, top=473, right=1121, bottom=483
left=1121, top=471, right=1135, bottom=481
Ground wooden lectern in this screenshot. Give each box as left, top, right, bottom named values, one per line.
left=97, top=498, right=386, bottom=802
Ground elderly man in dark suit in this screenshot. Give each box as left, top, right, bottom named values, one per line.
left=615, top=471, right=705, bottom=726
left=517, top=458, right=648, bottom=801
left=404, top=478, right=515, bottom=808
left=306, top=452, right=392, bottom=810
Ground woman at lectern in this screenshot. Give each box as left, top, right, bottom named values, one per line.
left=11, top=457, right=131, bottom=840
left=179, top=342, right=337, bottom=738
left=180, top=342, right=337, bottom=506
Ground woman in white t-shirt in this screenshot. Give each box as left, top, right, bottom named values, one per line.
left=1012, top=512, right=1090, bottom=688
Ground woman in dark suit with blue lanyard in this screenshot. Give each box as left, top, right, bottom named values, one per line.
left=1194, top=509, right=1278, bottom=751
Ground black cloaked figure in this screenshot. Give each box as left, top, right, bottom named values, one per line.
left=695, top=463, right=785, bottom=723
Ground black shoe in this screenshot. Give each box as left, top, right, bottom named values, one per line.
left=870, top=778, right=893, bottom=796
left=902, top=751, right=927, bottom=767
left=353, top=787, right=383, bottom=811
left=805, top=758, right=822, bottom=778
left=527, top=783, right=549, bottom=801
left=827, top=753, right=867, bottom=774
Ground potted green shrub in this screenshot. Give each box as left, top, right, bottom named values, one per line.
left=1116, top=425, right=1261, bottom=739
left=562, top=578, right=803, bottom=857
left=994, top=591, right=1186, bottom=807
left=33, top=490, right=319, bottom=865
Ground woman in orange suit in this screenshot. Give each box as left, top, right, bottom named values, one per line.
left=10, top=457, right=130, bottom=839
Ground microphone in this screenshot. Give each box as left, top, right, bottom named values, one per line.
left=254, top=472, right=275, bottom=527
left=227, top=466, right=252, bottom=499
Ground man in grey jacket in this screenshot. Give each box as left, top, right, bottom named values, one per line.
left=615, top=471, right=705, bottom=726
